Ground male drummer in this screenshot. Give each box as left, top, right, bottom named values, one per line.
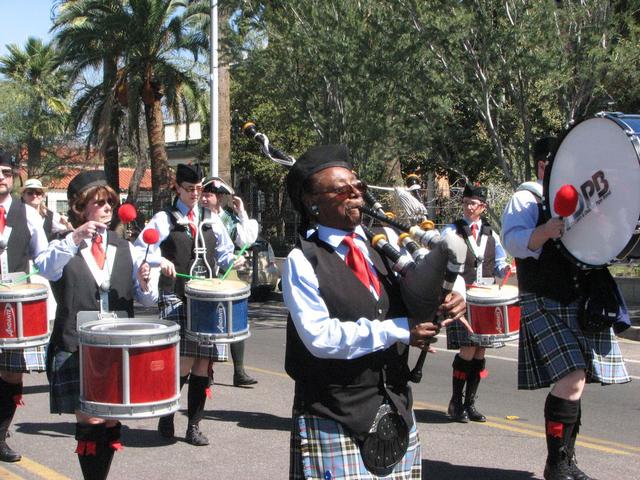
left=0, top=150, right=51, bottom=463
left=502, top=137, right=629, bottom=480
left=135, top=164, right=236, bottom=446
left=441, top=184, right=510, bottom=423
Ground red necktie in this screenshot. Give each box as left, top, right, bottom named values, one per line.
left=343, top=233, right=381, bottom=295
left=0, top=206, right=5, bottom=234
left=471, top=223, right=478, bottom=241
left=91, top=235, right=106, bottom=269
left=187, top=210, right=196, bottom=238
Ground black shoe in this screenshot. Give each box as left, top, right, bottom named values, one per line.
left=157, top=415, right=175, bottom=439
left=568, top=455, right=593, bottom=480
left=0, top=441, right=21, bottom=462
left=543, top=460, right=573, bottom=480
left=465, top=404, right=487, bottom=423
left=185, top=425, right=209, bottom=446
left=233, top=372, right=258, bottom=387
left=447, top=399, right=469, bottom=423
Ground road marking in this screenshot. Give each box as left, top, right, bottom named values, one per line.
left=238, top=364, right=640, bottom=457
left=9, top=457, right=72, bottom=480
left=0, top=466, right=23, bottom=480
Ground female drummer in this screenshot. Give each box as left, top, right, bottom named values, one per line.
left=134, top=164, right=236, bottom=447
left=441, top=184, right=511, bottom=423
left=35, top=170, right=157, bottom=480
left=502, top=137, right=629, bottom=480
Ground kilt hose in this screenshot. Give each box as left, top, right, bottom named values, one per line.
left=517, top=293, right=629, bottom=390
left=290, top=413, right=421, bottom=480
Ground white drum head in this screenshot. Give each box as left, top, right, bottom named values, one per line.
left=546, top=115, right=640, bottom=267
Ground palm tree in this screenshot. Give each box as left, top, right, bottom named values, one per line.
left=0, top=37, right=70, bottom=175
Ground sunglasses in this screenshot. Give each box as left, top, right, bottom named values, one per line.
left=463, top=199, right=485, bottom=208
left=24, top=190, right=44, bottom=196
left=312, top=181, right=368, bottom=198
left=93, top=198, right=117, bottom=208
left=0, top=168, right=13, bottom=177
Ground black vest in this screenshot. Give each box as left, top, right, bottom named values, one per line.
left=516, top=203, right=590, bottom=303
left=50, top=233, right=135, bottom=351
left=43, top=208, right=54, bottom=241
left=284, top=232, right=412, bottom=440
left=6, top=199, right=32, bottom=274
left=158, top=206, right=218, bottom=298
left=454, top=219, right=496, bottom=285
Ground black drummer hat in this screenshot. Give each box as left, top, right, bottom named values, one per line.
left=286, top=144, right=352, bottom=213
left=0, top=149, right=18, bottom=169
left=533, top=137, right=557, bottom=162
left=176, top=163, right=204, bottom=185
left=463, top=183, right=487, bottom=203
left=67, top=170, right=107, bottom=200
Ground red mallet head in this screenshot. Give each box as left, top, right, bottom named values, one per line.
left=118, top=203, right=137, bottom=224
left=142, top=228, right=161, bottom=245
left=553, top=184, right=579, bottom=217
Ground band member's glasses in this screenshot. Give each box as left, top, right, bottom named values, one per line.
left=24, top=190, right=44, bottom=196
left=312, top=181, right=367, bottom=197
left=0, top=168, right=13, bottom=177
left=180, top=185, right=203, bottom=193
left=94, top=199, right=117, bottom=207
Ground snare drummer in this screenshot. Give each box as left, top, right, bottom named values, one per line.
left=502, top=138, right=629, bottom=480
left=0, top=151, right=52, bottom=463
left=134, top=164, right=236, bottom=447
left=441, top=183, right=510, bottom=423
left=34, top=170, right=157, bottom=479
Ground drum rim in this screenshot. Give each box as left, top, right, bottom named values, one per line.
left=543, top=113, right=640, bottom=269
left=0, top=289, right=49, bottom=301
left=78, top=319, right=180, bottom=346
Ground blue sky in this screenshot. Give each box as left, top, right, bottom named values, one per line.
left=0, top=1, right=55, bottom=57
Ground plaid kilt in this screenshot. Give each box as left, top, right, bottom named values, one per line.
left=159, top=291, right=227, bottom=361
left=47, top=346, right=80, bottom=414
left=518, top=293, right=630, bottom=390
left=290, top=413, right=421, bottom=479
left=0, top=345, right=47, bottom=372
left=446, top=320, right=504, bottom=349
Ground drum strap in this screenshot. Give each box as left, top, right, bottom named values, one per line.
left=0, top=226, right=12, bottom=282
left=462, top=230, right=488, bottom=282
left=516, top=181, right=543, bottom=200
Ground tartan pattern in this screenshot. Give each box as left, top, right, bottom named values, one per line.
left=159, top=291, right=228, bottom=361
left=446, top=320, right=505, bottom=349
left=290, top=413, right=421, bottom=480
left=47, top=347, right=80, bottom=414
left=0, top=345, right=47, bottom=372
left=518, top=293, right=630, bottom=390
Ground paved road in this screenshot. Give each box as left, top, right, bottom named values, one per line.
left=1, top=294, right=639, bottom=479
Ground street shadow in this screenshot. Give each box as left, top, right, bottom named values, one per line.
left=119, top=424, right=182, bottom=448
left=414, top=408, right=453, bottom=425
left=422, top=459, right=537, bottom=480
left=203, top=409, right=290, bottom=432
left=22, top=383, right=50, bottom=395
left=16, top=420, right=74, bottom=438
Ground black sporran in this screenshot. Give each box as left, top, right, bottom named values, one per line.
left=358, top=403, right=409, bottom=476
left=578, top=269, right=624, bottom=334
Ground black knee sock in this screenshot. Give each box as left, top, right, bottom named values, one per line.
left=544, top=394, right=580, bottom=465
left=0, top=379, right=21, bottom=441
left=76, top=423, right=114, bottom=480
left=451, top=354, right=473, bottom=402
left=187, top=375, right=209, bottom=427
left=231, top=341, right=245, bottom=375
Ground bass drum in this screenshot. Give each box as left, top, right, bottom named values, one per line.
left=544, top=112, right=640, bottom=268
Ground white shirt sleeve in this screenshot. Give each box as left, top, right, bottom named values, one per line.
left=502, top=190, right=542, bottom=260
left=128, top=242, right=158, bottom=306
left=233, top=211, right=259, bottom=247
left=282, top=248, right=410, bottom=360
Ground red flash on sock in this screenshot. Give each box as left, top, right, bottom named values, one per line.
left=12, top=395, right=24, bottom=406
left=479, top=369, right=489, bottom=379
left=109, top=440, right=123, bottom=451
left=75, top=440, right=97, bottom=456
left=205, top=387, right=212, bottom=399
left=453, top=370, right=467, bottom=380
left=546, top=420, right=564, bottom=439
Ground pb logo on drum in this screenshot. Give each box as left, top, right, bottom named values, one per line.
left=572, top=170, right=611, bottom=223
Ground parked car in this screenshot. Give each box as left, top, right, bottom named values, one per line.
left=236, top=239, right=281, bottom=299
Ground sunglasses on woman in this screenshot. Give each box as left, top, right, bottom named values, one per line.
left=24, top=190, right=44, bottom=197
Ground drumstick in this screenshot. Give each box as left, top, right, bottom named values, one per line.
left=0, top=268, right=39, bottom=287
left=554, top=184, right=579, bottom=218
left=176, top=272, right=206, bottom=280
left=499, top=267, right=513, bottom=290
left=220, top=243, right=251, bottom=282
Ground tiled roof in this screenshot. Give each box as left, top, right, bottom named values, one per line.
left=47, top=168, right=152, bottom=191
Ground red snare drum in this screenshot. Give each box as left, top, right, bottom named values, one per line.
left=0, top=283, right=49, bottom=349
left=78, top=315, right=180, bottom=420
left=466, top=285, right=520, bottom=347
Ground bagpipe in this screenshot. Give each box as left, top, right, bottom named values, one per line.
left=242, top=122, right=468, bottom=382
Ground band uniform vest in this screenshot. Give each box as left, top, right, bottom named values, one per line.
left=50, top=233, right=135, bottom=352
left=43, top=208, right=54, bottom=241
left=285, top=232, right=412, bottom=440
left=5, top=199, right=32, bottom=274
left=158, top=206, right=218, bottom=298
left=453, top=219, right=496, bottom=285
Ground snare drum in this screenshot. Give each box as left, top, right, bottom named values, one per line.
left=466, top=285, right=520, bottom=347
left=185, top=279, right=251, bottom=345
left=545, top=112, right=640, bottom=267
left=0, top=283, right=49, bottom=349
left=78, top=317, right=180, bottom=420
